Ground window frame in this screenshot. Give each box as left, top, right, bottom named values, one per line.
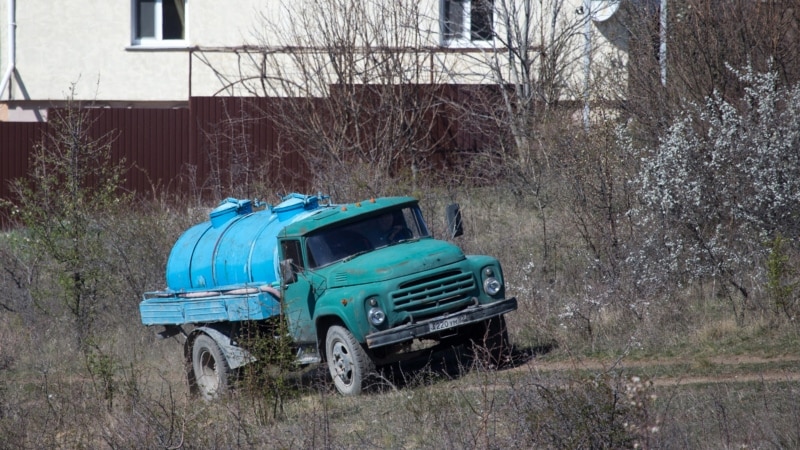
left=280, top=239, right=306, bottom=274
left=440, top=0, right=495, bottom=48
left=130, top=0, right=188, bottom=48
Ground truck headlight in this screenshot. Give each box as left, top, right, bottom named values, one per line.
left=367, top=297, right=386, bottom=326
left=369, top=307, right=386, bottom=326
left=483, top=277, right=502, bottom=296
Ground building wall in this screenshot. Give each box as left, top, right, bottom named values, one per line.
left=0, top=1, right=271, bottom=110
left=0, top=1, right=629, bottom=121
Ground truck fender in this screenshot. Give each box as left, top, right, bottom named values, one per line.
left=314, top=307, right=369, bottom=357
left=185, top=326, right=255, bottom=370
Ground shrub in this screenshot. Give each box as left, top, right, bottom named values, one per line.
left=2, top=96, right=130, bottom=349
left=629, top=65, right=800, bottom=321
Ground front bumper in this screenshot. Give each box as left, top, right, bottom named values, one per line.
left=365, top=297, right=518, bottom=349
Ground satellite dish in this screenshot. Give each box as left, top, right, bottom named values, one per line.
left=589, top=0, right=621, bottom=22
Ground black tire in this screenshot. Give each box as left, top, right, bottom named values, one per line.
left=192, top=334, right=231, bottom=400
left=468, top=316, right=510, bottom=368
left=325, top=325, right=374, bottom=395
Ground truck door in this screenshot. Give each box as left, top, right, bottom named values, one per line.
left=279, top=239, right=317, bottom=344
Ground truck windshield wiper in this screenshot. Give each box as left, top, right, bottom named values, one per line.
left=390, top=236, right=418, bottom=245
left=340, top=249, right=372, bottom=263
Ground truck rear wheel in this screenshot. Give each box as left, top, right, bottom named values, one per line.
left=325, top=325, right=374, bottom=395
left=192, top=334, right=231, bottom=400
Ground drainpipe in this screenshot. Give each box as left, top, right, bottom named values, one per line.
left=659, top=0, right=667, bottom=86
left=0, top=0, right=16, bottom=99
left=582, top=0, right=592, bottom=131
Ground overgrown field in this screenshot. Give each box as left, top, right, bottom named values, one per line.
left=1, top=184, right=799, bottom=448
left=3, top=62, right=800, bottom=447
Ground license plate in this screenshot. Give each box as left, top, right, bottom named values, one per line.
left=429, top=316, right=464, bottom=332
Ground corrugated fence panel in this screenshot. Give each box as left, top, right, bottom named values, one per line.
left=0, top=122, right=42, bottom=202
left=101, top=107, right=193, bottom=196
left=189, top=97, right=312, bottom=194
left=2, top=87, right=498, bottom=216
left=77, top=107, right=194, bottom=197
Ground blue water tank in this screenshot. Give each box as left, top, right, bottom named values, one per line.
left=165, top=195, right=322, bottom=291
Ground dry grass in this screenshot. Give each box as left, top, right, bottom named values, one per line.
left=2, top=188, right=800, bottom=449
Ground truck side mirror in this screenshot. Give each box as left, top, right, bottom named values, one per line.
left=445, top=203, right=464, bottom=238
left=280, top=259, right=297, bottom=285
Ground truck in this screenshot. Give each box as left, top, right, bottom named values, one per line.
left=139, top=193, right=517, bottom=397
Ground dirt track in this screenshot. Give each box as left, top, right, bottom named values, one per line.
left=517, top=354, right=800, bottom=387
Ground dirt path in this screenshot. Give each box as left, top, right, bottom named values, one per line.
left=517, top=354, right=800, bottom=387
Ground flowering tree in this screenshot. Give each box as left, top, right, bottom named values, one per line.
left=630, top=65, right=800, bottom=320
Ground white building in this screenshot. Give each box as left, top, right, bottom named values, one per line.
left=0, top=0, right=631, bottom=122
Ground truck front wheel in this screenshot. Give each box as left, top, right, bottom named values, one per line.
left=468, top=316, right=510, bottom=368
left=192, top=334, right=231, bottom=400
left=325, top=325, right=374, bottom=395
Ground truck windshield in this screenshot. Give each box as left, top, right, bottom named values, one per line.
left=306, top=206, right=430, bottom=268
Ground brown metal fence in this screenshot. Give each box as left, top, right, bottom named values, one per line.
left=1, top=122, right=42, bottom=203
left=189, top=97, right=311, bottom=197
left=1, top=87, right=503, bottom=215
left=1, top=108, right=196, bottom=203
left=102, top=107, right=193, bottom=197
left=0, top=101, right=309, bottom=206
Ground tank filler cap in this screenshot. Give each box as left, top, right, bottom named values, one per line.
left=209, top=198, right=253, bottom=228
left=274, top=193, right=323, bottom=220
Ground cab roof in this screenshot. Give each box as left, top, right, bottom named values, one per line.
left=279, top=196, right=419, bottom=238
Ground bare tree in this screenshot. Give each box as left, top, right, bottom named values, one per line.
left=3, top=86, right=129, bottom=350
left=450, top=0, right=624, bottom=278
left=471, top=0, right=589, bottom=171
left=625, top=0, right=800, bottom=140
left=195, top=0, right=455, bottom=198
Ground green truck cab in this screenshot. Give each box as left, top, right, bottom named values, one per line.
left=140, top=194, right=517, bottom=397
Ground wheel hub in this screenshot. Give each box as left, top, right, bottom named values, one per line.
left=198, top=350, right=219, bottom=391
left=332, top=342, right=353, bottom=383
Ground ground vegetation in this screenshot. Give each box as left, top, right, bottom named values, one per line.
left=2, top=1, right=800, bottom=448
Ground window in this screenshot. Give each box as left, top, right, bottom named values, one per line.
left=305, top=206, right=431, bottom=269
left=441, top=0, right=494, bottom=46
left=133, top=0, right=186, bottom=45
left=281, top=240, right=304, bottom=273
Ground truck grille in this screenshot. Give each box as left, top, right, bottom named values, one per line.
left=391, top=270, right=475, bottom=317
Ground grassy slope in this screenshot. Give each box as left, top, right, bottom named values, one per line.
left=2, top=191, right=800, bottom=449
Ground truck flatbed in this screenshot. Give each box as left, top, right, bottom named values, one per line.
left=139, top=285, right=281, bottom=325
